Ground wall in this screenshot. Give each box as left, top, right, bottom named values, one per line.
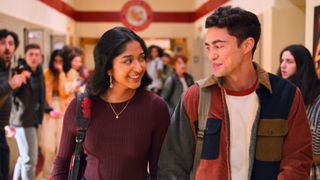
left=270, top=1, right=305, bottom=73
left=73, top=0, right=194, bottom=11
left=75, top=22, right=195, bottom=74
left=306, top=0, right=320, bottom=53
left=0, top=0, right=74, bottom=34
left=73, top=0, right=196, bottom=76
left=0, top=0, right=75, bottom=65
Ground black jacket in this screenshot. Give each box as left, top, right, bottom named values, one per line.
left=10, top=60, right=51, bottom=127
left=161, top=72, right=194, bottom=113
left=0, top=60, right=13, bottom=127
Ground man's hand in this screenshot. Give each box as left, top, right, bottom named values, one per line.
left=8, top=72, right=30, bottom=89
left=56, top=63, right=64, bottom=73
left=49, top=110, right=62, bottom=119
left=4, top=125, right=16, bottom=138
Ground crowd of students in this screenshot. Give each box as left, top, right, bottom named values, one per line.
left=0, top=30, right=91, bottom=179
left=0, top=5, right=319, bottom=180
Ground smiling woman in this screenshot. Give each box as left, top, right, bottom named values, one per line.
left=51, top=26, right=170, bottom=180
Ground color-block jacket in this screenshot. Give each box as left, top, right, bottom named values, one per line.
left=158, top=63, right=312, bottom=180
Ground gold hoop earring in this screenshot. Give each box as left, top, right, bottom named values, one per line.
left=109, top=75, right=113, bottom=88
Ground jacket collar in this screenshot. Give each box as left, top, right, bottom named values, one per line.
left=201, top=62, right=273, bottom=94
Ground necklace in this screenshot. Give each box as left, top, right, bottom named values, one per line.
left=108, top=99, right=131, bottom=119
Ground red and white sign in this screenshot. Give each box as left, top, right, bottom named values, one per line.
left=121, top=0, right=153, bottom=31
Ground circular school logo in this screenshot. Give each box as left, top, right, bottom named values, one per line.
left=121, top=0, right=153, bottom=31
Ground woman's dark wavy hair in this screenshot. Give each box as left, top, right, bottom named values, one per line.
left=205, top=6, right=261, bottom=57
left=62, top=45, right=83, bottom=73
left=147, top=45, right=163, bottom=61
left=277, top=44, right=320, bottom=106
left=49, top=49, right=66, bottom=76
left=86, top=26, right=152, bottom=96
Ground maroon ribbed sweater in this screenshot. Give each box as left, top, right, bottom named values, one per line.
left=51, top=90, right=170, bottom=180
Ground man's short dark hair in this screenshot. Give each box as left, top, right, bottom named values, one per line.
left=205, top=6, right=261, bottom=56
left=0, top=29, right=20, bottom=48
left=24, top=43, right=41, bottom=54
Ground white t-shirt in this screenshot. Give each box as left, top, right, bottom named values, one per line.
left=225, top=89, right=259, bottom=180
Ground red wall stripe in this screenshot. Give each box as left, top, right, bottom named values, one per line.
left=39, top=0, right=229, bottom=23
left=74, top=11, right=121, bottom=22
left=193, top=0, right=229, bottom=20
left=39, top=0, right=75, bottom=19
left=153, top=12, right=193, bottom=23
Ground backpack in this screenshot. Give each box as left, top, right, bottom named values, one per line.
left=190, top=79, right=212, bottom=180
left=68, top=92, right=91, bottom=180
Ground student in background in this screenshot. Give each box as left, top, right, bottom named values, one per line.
left=159, top=52, right=173, bottom=84
left=146, top=45, right=163, bottom=94
left=63, top=46, right=83, bottom=104
left=277, top=44, right=320, bottom=180
left=161, top=55, right=194, bottom=114
left=0, top=29, right=28, bottom=180
left=10, top=44, right=61, bottom=180
left=41, top=49, right=67, bottom=179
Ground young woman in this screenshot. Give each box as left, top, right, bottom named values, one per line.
left=41, top=49, right=67, bottom=179
left=278, top=44, right=320, bottom=179
left=159, top=52, right=173, bottom=84
left=161, top=55, right=194, bottom=114
left=146, top=45, right=164, bottom=94
left=51, top=27, right=170, bottom=180
left=63, top=46, right=83, bottom=104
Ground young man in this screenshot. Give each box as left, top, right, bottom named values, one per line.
left=10, top=44, right=61, bottom=180
left=157, top=6, right=312, bottom=180
left=0, top=29, right=29, bottom=180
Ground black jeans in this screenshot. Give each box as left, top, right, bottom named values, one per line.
left=0, top=128, right=9, bottom=180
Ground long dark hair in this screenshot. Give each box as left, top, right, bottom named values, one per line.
left=277, top=44, right=320, bottom=106
left=147, top=45, right=163, bottom=61
left=62, top=45, right=83, bottom=73
left=49, top=49, right=65, bottom=76
left=86, top=26, right=151, bottom=96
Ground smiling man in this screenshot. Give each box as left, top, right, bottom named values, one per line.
left=158, top=6, right=312, bottom=180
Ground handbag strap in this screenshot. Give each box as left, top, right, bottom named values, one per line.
left=68, top=92, right=91, bottom=180
left=190, top=79, right=212, bottom=180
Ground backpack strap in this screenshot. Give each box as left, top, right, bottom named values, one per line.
left=190, top=79, right=212, bottom=180
left=68, top=92, right=91, bottom=180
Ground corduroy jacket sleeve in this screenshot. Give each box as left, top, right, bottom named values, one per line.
left=278, top=89, right=313, bottom=179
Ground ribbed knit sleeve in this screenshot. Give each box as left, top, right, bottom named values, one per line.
left=51, top=99, right=77, bottom=179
